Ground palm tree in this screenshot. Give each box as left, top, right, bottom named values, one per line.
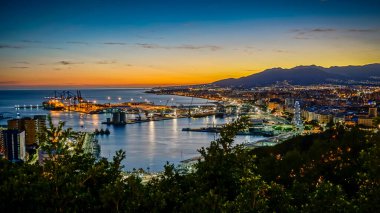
left=39, top=115, right=73, bottom=158
left=373, top=116, right=380, bottom=128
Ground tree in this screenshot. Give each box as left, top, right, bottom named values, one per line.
left=0, top=116, right=130, bottom=212
left=1, top=115, right=379, bottom=212
left=373, top=116, right=380, bottom=127
left=303, top=181, right=353, bottom=212
left=38, top=116, right=73, bottom=158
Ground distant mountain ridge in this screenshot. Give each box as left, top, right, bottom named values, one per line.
left=212, top=63, right=380, bottom=87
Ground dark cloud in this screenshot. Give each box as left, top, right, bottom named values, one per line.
left=1, top=43, right=63, bottom=50
left=311, top=28, right=336, bottom=32
left=59, top=61, right=71, bottom=65
left=236, top=46, right=262, bottom=55
left=44, top=47, right=63, bottom=50
left=95, top=60, right=117, bottom=64
left=291, top=28, right=338, bottom=40
left=294, top=36, right=311, bottom=40
left=274, top=49, right=289, bottom=53
left=243, top=46, right=262, bottom=52
left=20, top=40, right=41, bottom=43
left=347, top=28, right=380, bottom=33
left=58, top=61, right=83, bottom=65
left=292, top=27, right=380, bottom=40
left=10, top=66, right=29, bottom=69
left=136, top=43, right=160, bottom=49
left=103, top=42, right=127, bottom=45
left=177, top=44, right=221, bottom=51
left=136, top=35, right=164, bottom=40
left=136, top=43, right=221, bottom=51
left=0, top=44, right=24, bottom=49
left=292, top=28, right=336, bottom=35
left=67, top=41, right=89, bottom=45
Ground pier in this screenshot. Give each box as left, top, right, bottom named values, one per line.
left=14, top=105, right=43, bottom=109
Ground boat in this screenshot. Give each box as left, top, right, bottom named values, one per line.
left=182, top=127, right=220, bottom=133
left=104, top=128, right=110, bottom=135
left=215, top=111, right=225, bottom=118
left=94, top=128, right=110, bottom=135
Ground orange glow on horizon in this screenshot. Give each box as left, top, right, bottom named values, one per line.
left=1, top=50, right=379, bottom=88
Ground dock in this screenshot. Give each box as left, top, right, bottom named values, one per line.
left=14, top=105, right=43, bottom=109
left=182, top=127, right=221, bottom=133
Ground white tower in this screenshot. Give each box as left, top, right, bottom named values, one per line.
left=292, top=101, right=302, bottom=127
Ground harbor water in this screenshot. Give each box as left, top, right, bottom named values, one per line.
left=0, top=88, right=264, bottom=171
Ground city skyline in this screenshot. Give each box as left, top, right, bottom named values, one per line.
left=1, top=0, right=380, bottom=88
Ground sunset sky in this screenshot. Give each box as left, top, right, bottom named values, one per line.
left=1, top=0, right=380, bottom=88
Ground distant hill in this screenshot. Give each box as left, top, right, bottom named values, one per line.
left=212, top=63, right=380, bottom=87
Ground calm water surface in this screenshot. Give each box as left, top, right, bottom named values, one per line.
left=0, top=88, right=263, bottom=171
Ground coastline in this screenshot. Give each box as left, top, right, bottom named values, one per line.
left=1, top=89, right=242, bottom=171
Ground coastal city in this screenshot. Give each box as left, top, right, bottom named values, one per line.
left=1, top=0, right=379, bottom=211
left=1, top=83, right=379, bottom=167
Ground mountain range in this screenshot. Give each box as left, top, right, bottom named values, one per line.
left=212, top=63, right=380, bottom=88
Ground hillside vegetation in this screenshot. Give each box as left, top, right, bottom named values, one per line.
left=0, top=118, right=379, bottom=212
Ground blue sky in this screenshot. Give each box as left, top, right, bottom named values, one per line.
left=1, top=0, right=380, bottom=87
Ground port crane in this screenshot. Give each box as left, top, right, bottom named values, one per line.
left=43, top=90, right=88, bottom=110
left=45, top=90, right=85, bottom=105
left=188, top=97, right=194, bottom=116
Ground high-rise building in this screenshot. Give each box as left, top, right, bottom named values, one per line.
left=292, top=101, right=303, bottom=127
left=24, top=118, right=36, bottom=145
left=2, top=130, right=26, bottom=162
left=33, top=115, right=46, bottom=144
left=7, top=116, right=46, bottom=145
left=285, top=98, right=295, bottom=107
left=0, top=127, right=6, bottom=155
left=368, top=107, right=378, bottom=118
left=7, top=118, right=24, bottom=130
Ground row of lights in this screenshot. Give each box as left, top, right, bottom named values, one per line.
left=14, top=104, right=39, bottom=108
left=91, top=97, right=175, bottom=104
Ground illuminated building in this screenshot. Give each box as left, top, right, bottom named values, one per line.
left=7, top=116, right=46, bottom=145
left=358, top=117, right=374, bottom=127
left=292, top=101, right=303, bottom=127
left=1, top=130, right=26, bottom=162
left=0, top=126, right=6, bottom=155
left=368, top=107, right=378, bottom=118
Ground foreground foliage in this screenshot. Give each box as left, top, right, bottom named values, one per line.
left=0, top=118, right=379, bottom=212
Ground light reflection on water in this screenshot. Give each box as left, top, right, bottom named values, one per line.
left=0, top=89, right=265, bottom=171
left=48, top=112, right=265, bottom=171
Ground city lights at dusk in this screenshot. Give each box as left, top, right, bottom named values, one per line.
left=1, top=1, right=380, bottom=211
left=1, top=0, right=379, bottom=88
